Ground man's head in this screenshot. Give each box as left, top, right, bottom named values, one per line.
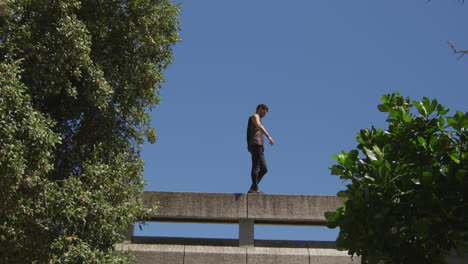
left=256, top=104, right=269, bottom=118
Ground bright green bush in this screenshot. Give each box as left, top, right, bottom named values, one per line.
left=327, top=93, right=468, bottom=263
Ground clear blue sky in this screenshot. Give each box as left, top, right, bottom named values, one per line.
left=135, top=0, right=468, bottom=242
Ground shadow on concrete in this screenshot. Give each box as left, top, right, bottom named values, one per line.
left=132, top=236, right=337, bottom=249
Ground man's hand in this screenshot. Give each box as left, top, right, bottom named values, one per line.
left=268, top=136, right=274, bottom=146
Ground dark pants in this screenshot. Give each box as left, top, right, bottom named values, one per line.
left=249, top=145, right=268, bottom=191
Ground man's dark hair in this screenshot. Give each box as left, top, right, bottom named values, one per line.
left=256, top=104, right=269, bottom=111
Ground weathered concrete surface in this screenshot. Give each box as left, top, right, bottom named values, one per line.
left=248, top=194, right=344, bottom=225
left=131, top=237, right=340, bottom=249
left=117, top=244, right=184, bottom=264
left=247, top=247, right=309, bottom=264
left=311, top=248, right=360, bottom=264
left=143, top=191, right=343, bottom=225
left=185, top=246, right=246, bottom=264
left=116, top=243, right=360, bottom=264
left=144, top=191, right=247, bottom=223
left=239, top=219, right=254, bottom=247
left=445, top=250, right=468, bottom=264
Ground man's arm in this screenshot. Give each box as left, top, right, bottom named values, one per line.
left=251, top=114, right=274, bottom=145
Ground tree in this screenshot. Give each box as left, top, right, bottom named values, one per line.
left=326, top=93, right=468, bottom=263
left=0, top=0, right=181, bottom=263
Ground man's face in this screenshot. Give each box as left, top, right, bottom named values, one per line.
left=259, top=108, right=268, bottom=118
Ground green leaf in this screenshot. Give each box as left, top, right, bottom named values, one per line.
left=422, top=97, right=430, bottom=109
left=337, top=190, right=348, bottom=198
left=378, top=104, right=389, bottom=112
left=437, top=104, right=449, bottom=116
left=325, top=211, right=338, bottom=222
left=373, top=145, right=382, bottom=159
left=389, top=108, right=403, bottom=120
left=429, top=136, right=438, bottom=150
left=417, top=137, right=427, bottom=150
left=396, top=95, right=405, bottom=106
left=413, top=101, right=427, bottom=116
left=429, top=98, right=438, bottom=115
left=349, top=150, right=359, bottom=160
left=330, top=165, right=345, bottom=175
left=404, top=113, right=412, bottom=123
left=381, top=94, right=389, bottom=104
left=364, top=147, right=377, bottom=161
left=446, top=116, right=457, bottom=126
left=438, top=117, right=445, bottom=128
left=449, top=153, right=460, bottom=164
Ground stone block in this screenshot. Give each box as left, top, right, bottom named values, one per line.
left=117, top=244, right=184, bottom=264
left=143, top=191, right=247, bottom=223
left=247, top=247, right=309, bottom=264
left=310, top=248, right=360, bottom=264
left=248, top=194, right=343, bottom=225
left=184, top=245, right=247, bottom=264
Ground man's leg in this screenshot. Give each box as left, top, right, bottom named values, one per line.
left=250, top=146, right=261, bottom=191
left=257, top=146, right=268, bottom=185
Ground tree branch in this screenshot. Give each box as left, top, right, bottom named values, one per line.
left=448, top=41, right=468, bottom=60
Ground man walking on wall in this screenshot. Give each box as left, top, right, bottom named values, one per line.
left=247, top=104, right=274, bottom=193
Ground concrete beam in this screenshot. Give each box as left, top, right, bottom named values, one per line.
left=185, top=246, right=246, bottom=264
left=116, top=243, right=360, bottom=264
left=311, top=248, right=360, bottom=264
left=144, top=191, right=247, bottom=223
left=116, top=244, right=184, bottom=264
left=248, top=194, right=343, bottom=225
left=131, top=237, right=337, bottom=249
left=143, top=191, right=343, bottom=225
left=247, top=247, right=309, bottom=264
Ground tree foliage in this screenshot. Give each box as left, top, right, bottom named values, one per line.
left=326, top=93, right=468, bottom=263
left=0, top=0, right=181, bottom=263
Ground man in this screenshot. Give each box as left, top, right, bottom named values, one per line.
left=247, top=104, right=274, bottom=193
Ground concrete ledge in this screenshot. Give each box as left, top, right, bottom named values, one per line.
left=116, top=243, right=360, bottom=264
left=312, top=248, right=360, bottom=264
left=185, top=246, right=246, bottom=264
left=144, top=191, right=247, bottom=223
left=143, top=191, right=343, bottom=225
left=247, top=247, right=309, bottom=264
left=117, top=244, right=184, bottom=264
left=248, top=194, right=343, bottom=225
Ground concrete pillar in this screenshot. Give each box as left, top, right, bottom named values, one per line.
left=123, top=223, right=135, bottom=244
left=239, top=219, right=254, bottom=248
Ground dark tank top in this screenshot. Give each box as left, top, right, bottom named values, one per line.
left=247, top=116, right=264, bottom=148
